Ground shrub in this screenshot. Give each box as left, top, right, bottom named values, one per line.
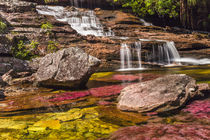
left=41, top=22, right=53, bottom=35
left=47, top=41, right=59, bottom=53
left=0, top=21, right=7, bottom=33
left=114, top=0, right=180, bottom=18
left=12, top=40, right=39, bottom=60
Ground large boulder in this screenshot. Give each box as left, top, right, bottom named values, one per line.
left=117, top=74, right=200, bottom=113
left=34, top=47, right=100, bottom=88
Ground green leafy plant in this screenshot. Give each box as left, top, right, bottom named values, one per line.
left=41, top=22, right=53, bottom=35
left=47, top=41, right=59, bottom=53
left=12, top=40, right=39, bottom=60
left=44, top=0, right=58, bottom=3
left=0, top=21, right=7, bottom=33
left=114, top=0, right=179, bottom=18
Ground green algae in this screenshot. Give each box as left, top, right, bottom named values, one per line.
left=0, top=107, right=119, bottom=139
left=97, top=106, right=149, bottom=126
left=89, top=72, right=115, bottom=81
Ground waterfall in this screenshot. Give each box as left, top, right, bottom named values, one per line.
left=139, top=39, right=181, bottom=65
left=119, top=42, right=143, bottom=71
left=36, top=5, right=114, bottom=37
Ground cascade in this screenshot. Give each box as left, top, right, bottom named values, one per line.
left=119, top=42, right=143, bottom=71
left=139, top=39, right=181, bottom=65
left=36, top=5, right=114, bottom=36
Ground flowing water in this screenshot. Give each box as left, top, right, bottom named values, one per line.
left=36, top=5, right=114, bottom=36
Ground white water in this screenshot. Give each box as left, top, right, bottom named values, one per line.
left=36, top=5, right=114, bottom=36
left=119, top=42, right=144, bottom=71
left=139, top=19, right=153, bottom=26
left=175, top=58, right=210, bottom=65
left=139, top=39, right=181, bottom=65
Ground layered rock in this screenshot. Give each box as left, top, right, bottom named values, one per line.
left=34, top=47, right=100, bottom=88
left=117, top=74, right=200, bottom=113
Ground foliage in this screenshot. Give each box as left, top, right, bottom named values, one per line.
left=114, top=0, right=180, bottom=18
left=187, top=0, right=197, bottom=6
left=0, top=21, right=7, bottom=33
left=12, top=40, right=39, bottom=60
left=41, top=22, right=53, bottom=34
left=47, top=41, right=59, bottom=53
left=44, top=0, right=58, bottom=3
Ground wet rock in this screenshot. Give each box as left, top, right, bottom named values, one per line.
left=34, top=47, right=100, bottom=88
left=105, top=124, right=210, bottom=140
left=183, top=99, right=210, bottom=119
left=2, top=69, right=34, bottom=86
left=118, top=74, right=199, bottom=113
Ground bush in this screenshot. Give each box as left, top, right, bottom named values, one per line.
left=12, top=40, right=39, bottom=60
left=0, top=21, right=7, bottom=33
left=41, top=22, right=53, bottom=35
left=44, top=0, right=58, bottom=3
left=115, top=0, right=180, bottom=18
left=47, top=41, right=59, bottom=53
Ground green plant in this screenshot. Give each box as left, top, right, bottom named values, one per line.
left=44, top=0, right=58, bottom=3
left=0, top=21, right=7, bottom=33
left=41, top=22, right=53, bottom=34
left=47, top=41, right=59, bottom=53
left=12, top=40, right=39, bottom=60
left=115, top=0, right=179, bottom=18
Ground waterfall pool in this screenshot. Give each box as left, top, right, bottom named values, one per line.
left=0, top=65, right=209, bottom=139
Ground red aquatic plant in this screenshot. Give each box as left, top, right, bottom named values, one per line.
left=183, top=100, right=210, bottom=119
left=89, top=85, right=126, bottom=97
left=49, top=91, right=90, bottom=102
left=111, top=74, right=139, bottom=82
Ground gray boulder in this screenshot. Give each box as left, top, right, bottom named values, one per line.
left=34, top=47, right=100, bottom=88
left=117, top=74, right=200, bottom=113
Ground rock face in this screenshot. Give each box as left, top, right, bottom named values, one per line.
left=117, top=74, right=199, bottom=113
left=34, top=47, right=100, bottom=88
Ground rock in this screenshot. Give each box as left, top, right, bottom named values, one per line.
left=117, top=74, right=199, bottom=113
left=34, top=47, right=100, bottom=88
left=105, top=124, right=210, bottom=140
left=2, top=69, right=34, bottom=86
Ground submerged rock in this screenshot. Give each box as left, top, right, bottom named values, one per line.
left=34, top=47, right=100, bottom=88
left=105, top=124, right=210, bottom=140
left=117, top=74, right=199, bottom=113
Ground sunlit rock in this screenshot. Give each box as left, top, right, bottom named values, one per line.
left=118, top=74, right=199, bottom=113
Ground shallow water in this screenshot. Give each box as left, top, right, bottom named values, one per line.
left=0, top=65, right=209, bottom=139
